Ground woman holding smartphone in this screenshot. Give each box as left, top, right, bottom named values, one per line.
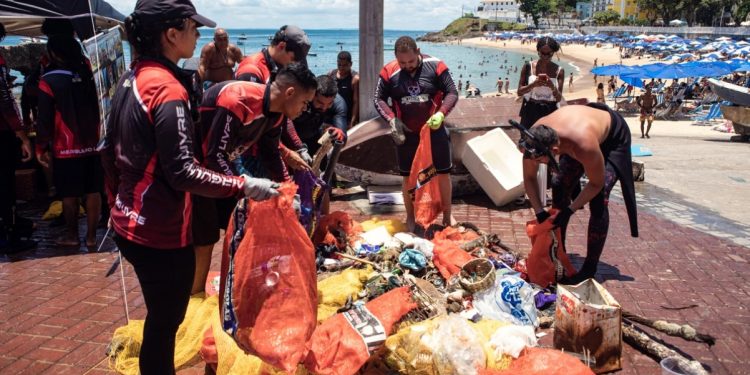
left=516, top=36, right=565, bottom=129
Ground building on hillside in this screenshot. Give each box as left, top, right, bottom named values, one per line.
left=576, top=1, right=592, bottom=20
left=590, top=0, right=647, bottom=21
left=476, top=0, right=523, bottom=23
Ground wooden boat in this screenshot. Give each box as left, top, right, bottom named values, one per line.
left=336, top=96, right=524, bottom=195
left=708, top=78, right=750, bottom=106
left=720, top=104, right=750, bottom=139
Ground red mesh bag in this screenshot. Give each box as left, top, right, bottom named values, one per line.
left=407, top=125, right=444, bottom=228
left=304, top=287, right=418, bottom=375
left=525, top=209, right=576, bottom=287
left=481, top=347, right=595, bottom=375
left=312, top=211, right=363, bottom=249
left=219, top=183, right=318, bottom=372
left=431, top=227, right=476, bottom=279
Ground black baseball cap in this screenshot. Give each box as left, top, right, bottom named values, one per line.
left=275, top=25, right=311, bottom=66
left=133, top=0, right=216, bottom=28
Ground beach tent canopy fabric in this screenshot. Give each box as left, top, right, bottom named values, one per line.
left=0, top=0, right=125, bottom=39
left=595, top=61, right=736, bottom=80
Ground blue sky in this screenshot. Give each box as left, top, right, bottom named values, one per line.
left=106, top=0, right=475, bottom=31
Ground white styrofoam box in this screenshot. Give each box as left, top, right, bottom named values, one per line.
left=367, top=185, right=405, bottom=205
left=461, top=128, right=525, bottom=206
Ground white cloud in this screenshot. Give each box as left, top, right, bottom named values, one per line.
left=106, top=0, right=472, bottom=30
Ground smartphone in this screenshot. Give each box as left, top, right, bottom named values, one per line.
left=538, top=73, right=549, bottom=81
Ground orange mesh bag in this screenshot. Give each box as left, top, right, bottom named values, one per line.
left=304, top=287, right=418, bottom=375
left=480, top=347, right=595, bottom=375
left=525, top=209, right=576, bottom=287
left=219, top=183, right=318, bottom=372
left=431, top=227, right=476, bottom=279
left=407, top=125, right=443, bottom=228
left=312, top=211, right=363, bottom=249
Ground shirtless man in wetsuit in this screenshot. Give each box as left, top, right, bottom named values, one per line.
left=198, top=28, right=243, bottom=85
left=519, top=103, right=638, bottom=284
left=636, top=86, right=656, bottom=138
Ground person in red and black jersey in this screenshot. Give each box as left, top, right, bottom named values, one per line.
left=101, top=1, right=279, bottom=372
left=235, top=25, right=313, bottom=171
left=36, top=35, right=102, bottom=247
left=190, top=63, right=316, bottom=294
left=374, top=36, right=458, bottom=231
left=0, top=23, right=35, bottom=253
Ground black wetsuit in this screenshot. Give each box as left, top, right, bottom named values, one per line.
left=329, top=69, right=356, bottom=124
left=552, top=102, right=638, bottom=282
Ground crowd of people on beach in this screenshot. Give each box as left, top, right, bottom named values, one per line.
left=5, top=0, right=750, bottom=370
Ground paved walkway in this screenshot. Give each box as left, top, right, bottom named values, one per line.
left=1, top=186, right=748, bottom=374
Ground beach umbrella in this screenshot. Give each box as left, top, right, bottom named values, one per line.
left=635, top=34, right=648, bottom=39
left=591, top=64, right=639, bottom=76
left=717, top=37, right=732, bottom=41
left=728, top=58, right=750, bottom=72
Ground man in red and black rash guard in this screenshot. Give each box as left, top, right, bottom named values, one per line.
left=374, top=36, right=459, bottom=231
left=100, top=56, right=275, bottom=250
left=235, top=25, right=314, bottom=168
left=189, top=63, right=317, bottom=294
left=0, top=23, right=35, bottom=252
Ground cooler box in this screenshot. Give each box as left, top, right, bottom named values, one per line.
left=461, top=128, right=524, bottom=206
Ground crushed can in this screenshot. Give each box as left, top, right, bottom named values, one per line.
left=554, top=279, right=622, bottom=373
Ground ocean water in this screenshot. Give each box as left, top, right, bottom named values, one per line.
left=2, top=28, right=575, bottom=94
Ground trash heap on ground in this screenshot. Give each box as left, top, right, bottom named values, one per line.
left=107, top=181, right=715, bottom=375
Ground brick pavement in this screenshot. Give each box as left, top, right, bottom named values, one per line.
left=1, top=189, right=748, bottom=374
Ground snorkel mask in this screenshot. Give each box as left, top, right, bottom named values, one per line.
left=508, top=119, right=560, bottom=172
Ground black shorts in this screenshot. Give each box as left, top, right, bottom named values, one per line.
left=396, top=125, right=452, bottom=176
left=53, top=155, right=103, bottom=198
left=192, top=195, right=237, bottom=246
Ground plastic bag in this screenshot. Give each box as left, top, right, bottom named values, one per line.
left=525, top=209, right=576, bottom=287
left=407, top=125, right=443, bottom=228
left=304, top=286, right=417, bottom=375
left=394, top=232, right=435, bottom=259
left=398, top=249, right=428, bottom=271
left=429, top=315, right=487, bottom=375
left=488, top=325, right=537, bottom=358
left=481, top=347, right=595, bottom=375
left=293, top=169, right=326, bottom=237
left=219, top=183, right=318, bottom=372
left=473, top=275, right=539, bottom=327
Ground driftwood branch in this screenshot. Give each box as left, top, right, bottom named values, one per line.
left=622, top=323, right=709, bottom=375
left=623, top=310, right=715, bottom=346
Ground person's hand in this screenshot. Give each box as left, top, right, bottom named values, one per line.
left=19, top=136, right=32, bottom=162
left=327, top=127, right=347, bottom=142
left=535, top=209, right=551, bottom=224
left=389, top=118, right=406, bottom=145
left=241, top=175, right=280, bottom=201
left=298, top=148, right=313, bottom=165
left=552, top=206, right=575, bottom=227
left=427, top=111, right=445, bottom=130
left=284, top=150, right=312, bottom=171
left=292, top=194, right=301, bottom=216
left=37, top=151, right=51, bottom=168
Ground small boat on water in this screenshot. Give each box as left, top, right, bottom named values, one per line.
left=307, top=53, right=317, bottom=57
left=237, top=34, right=247, bottom=46
left=708, top=78, right=750, bottom=106
left=720, top=104, right=750, bottom=140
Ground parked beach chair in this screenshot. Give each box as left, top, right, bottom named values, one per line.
left=692, top=102, right=724, bottom=125
left=656, top=93, right=665, bottom=107
left=608, top=86, right=626, bottom=99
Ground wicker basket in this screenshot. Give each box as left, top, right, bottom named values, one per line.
left=459, top=258, right=496, bottom=293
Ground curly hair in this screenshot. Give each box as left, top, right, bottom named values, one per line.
left=536, top=36, right=561, bottom=53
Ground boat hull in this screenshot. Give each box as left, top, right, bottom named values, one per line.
left=720, top=104, right=750, bottom=135
left=708, top=78, right=750, bottom=106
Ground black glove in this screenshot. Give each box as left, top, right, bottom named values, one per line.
left=535, top=210, right=551, bottom=224
left=552, top=207, right=575, bottom=227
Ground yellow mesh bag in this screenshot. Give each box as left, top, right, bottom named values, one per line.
left=316, top=266, right=372, bottom=322
left=360, top=217, right=407, bottom=235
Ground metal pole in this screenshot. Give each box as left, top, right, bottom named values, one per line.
left=358, top=0, right=384, bottom=122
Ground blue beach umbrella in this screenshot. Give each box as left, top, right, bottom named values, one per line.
left=591, top=64, right=639, bottom=76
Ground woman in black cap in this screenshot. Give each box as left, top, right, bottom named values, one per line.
left=101, top=0, right=279, bottom=372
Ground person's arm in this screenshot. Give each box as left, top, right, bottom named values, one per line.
left=152, top=98, right=244, bottom=197
left=259, top=124, right=290, bottom=182
left=374, top=69, right=395, bottom=122
left=280, top=118, right=305, bottom=150
left=636, top=95, right=643, bottom=108
left=328, top=95, right=349, bottom=132
left=349, top=74, right=359, bottom=127
left=568, top=143, right=606, bottom=212
left=35, top=78, right=55, bottom=165
left=522, top=158, right=544, bottom=214
left=516, top=62, right=538, bottom=97
left=231, top=45, right=244, bottom=63
left=197, top=44, right=211, bottom=81
left=556, top=67, right=565, bottom=97
left=437, top=68, right=459, bottom=116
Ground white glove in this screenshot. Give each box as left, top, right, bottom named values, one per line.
left=241, top=175, right=279, bottom=201
left=298, top=149, right=313, bottom=165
